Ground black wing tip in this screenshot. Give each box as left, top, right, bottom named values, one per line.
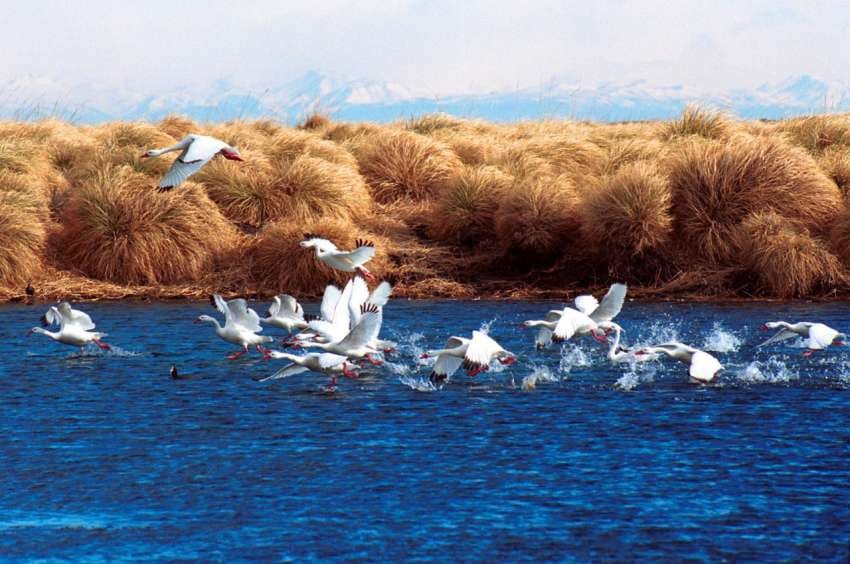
left=302, top=232, right=322, bottom=241
left=304, top=313, right=320, bottom=322
left=208, top=294, right=217, bottom=306
left=354, top=238, right=375, bottom=249
left=157, top=185, right=175, bottom=193
left=429, top=372, right=447, bottom=385
left=40, top=314, right=49, bottom=327
left=360, top=303, right=380, bottom=315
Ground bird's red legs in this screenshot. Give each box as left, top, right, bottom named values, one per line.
left=342, top=364, right=359, bottom=379
left=93, top=339, right=111, bottom=351
left=590, top=330, right=608, bottom=344
left=803, top=349, right=815, bottom=357
left=355, top=267, right=376, bottom=282
left=256, top=345, right=273, bottom=359
left=227, top=347, right=247, bottom=360
left=324, top=376, right=338, bottom=392
left=364, top=353, right=383, bottom=366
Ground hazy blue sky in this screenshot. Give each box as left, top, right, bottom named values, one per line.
left=2, top=0, right=849, bottom=94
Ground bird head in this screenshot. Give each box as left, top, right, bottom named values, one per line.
left=140, top=149, right=158, bottom=159
left=194, top=315, right=214, bottom=325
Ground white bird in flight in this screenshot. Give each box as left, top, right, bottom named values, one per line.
left=421, top=331, right=516, bottom=385
left=195, top=294, right=272, bottom=360
left=28, top=302, right=111, bottom=353
left=638, top=342, right=723, bottom=384
left=302, top=303, right=386, bottom=365
left=758, top=321, right=846, bottom=356
left=522, top=283, right=627, bottom=348
left=300, top=235, right=377, bottom=281
left=141, top=134, right=243, bottom=191
left=261, top=294, right=309, bottom=335
left=256, top=351, right=360, bottom=390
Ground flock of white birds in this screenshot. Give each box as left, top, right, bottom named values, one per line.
left=24, top=133, right=850, bottom=390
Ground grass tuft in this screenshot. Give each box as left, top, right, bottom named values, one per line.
left=666, top=134, right=843, bottom=265
left=58, top=166, right=236, bottom=284
left=737, top=211, right=842, bottom=298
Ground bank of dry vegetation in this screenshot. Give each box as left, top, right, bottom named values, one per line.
left=1, top=107, right=850, bottom=302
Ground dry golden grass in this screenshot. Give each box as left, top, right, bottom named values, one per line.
left=248, top=218, right=387, bottom=295
left=58, top=166, right=237, bottom=284
left=158, top=115, right=198, bottom=139
left=0, top=189, right=46, bottom=286
left=493, top=170, right=582, bottom=260
left=666, top=134, right=843, bottom=265
left=737, top=211, right=843, bottom=298
left=777, top=114, right=850, bottom=154
left=662, top=106, right=735, bottom=140
left=5, top=113, right=850, bottom=300
left=200, top=153, right=370, bottom=227
left=355, top=129, right=463, bottom=203
left=298, top=113, right=332, bottom=131
left=265, top=129, right=358, bottom=168
left=581, top=162, right=673, bottom=258
left=817, top=147, right=850, bottom=195
left=429, top=165, right=511, bottom=245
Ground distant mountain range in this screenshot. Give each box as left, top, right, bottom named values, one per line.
left=2, top=71, right=848, bottom=124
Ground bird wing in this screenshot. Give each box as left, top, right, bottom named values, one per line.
left=58, top=302, right=95, bottom=330
left=320, top=285, right=342, bottom=322
left=369, top=281, right=393, bottom=308
left=574, top=295, right=599, bottom=315
left=589, top=283, right=627, bottom=322
left=257, top=363, right=310, bottom=382
left=534, top=310, right=562, bottom=347
left=552, top=308, right=588, bottom=341
left=159, top=158, right=207, bottom=189
left=689, top=351, right=722, bottom=383
left=808, top=324, right=837, bottom=350
left=331, top=279, right=354, bottom=333
left=307, top=320, right=347, bottom=343
left=279, top=294, right=304, bottom=318
left=318, top=353, right=348, bottom=369
left=756, top=328, right=798, bottom=348
left=338, top=307, right=382, bottom=350
left=226, top=299, right=262, bottom=332
left=212, top=294, right=230, bottom=320
left=445, top=336, right=467, bottom=349
left=266, top=296, right=281, bottom=318
left=336, top=244, right=375, bottom=269
left=433, top=354, right=463, bottom=381
left=463, top=331, right=503, bottom=371
left=347, top=276, right=371, bottom=327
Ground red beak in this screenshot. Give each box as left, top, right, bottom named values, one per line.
left=419, top=353, right=430, bottom=359
left=759, top=324, right=769, bottom=331
left=193, top=319, right=203, bottom=324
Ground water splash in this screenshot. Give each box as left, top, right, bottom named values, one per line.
left=65, top=345, right=142, bottom=359
left=478, top=318, right=498, bottom=335
left=398, top=375, right=438, bottom=392
left=640, top=319, right=681, bottom=346
left=558, top=344, right=592, bottom=374
left=736, top=356, right=799, bottom=384
left=521, top=365, right=559, bottom=390
left=702, top=322, right=743, bottom=353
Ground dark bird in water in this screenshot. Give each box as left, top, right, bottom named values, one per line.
left=25, top=281, right=35, bottom=296
left=170, top=364, right=196, bottom=380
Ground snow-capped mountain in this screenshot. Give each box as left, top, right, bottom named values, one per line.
left=1, top=71, right=848, bottom=123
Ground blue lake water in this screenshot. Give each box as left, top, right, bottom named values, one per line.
left=1, top=299, right=849, bottom=561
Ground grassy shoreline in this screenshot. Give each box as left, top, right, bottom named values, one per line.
left=1, top=109, right=849, bottom=302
